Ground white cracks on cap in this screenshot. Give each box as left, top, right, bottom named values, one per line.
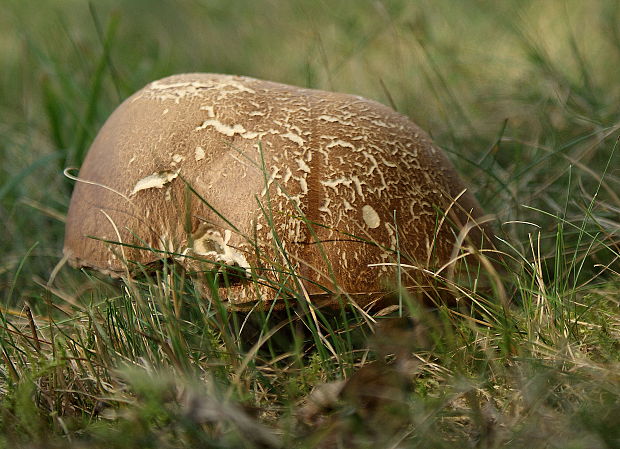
left=130, top=170, right=180, bottom=196
left=326, top=139, right=355, bottom=150
left=196, top=119, right=247, bottom=136
left=281, top=132, right=305, bottom=146
left=282, top=166, right=293, bottom=184
left=362, top=204, right=380, bottom=229
left=194, top=115, right=308, bottom=147
left=144, top=77, right=256, bottom=103
left=370, top=119, right=388, bottom=127
left=318, top=114, right=354, bottom=126
left=191, top=226, right=251, bottom=274
left=296, top=158, right=311, bottom=173
left=351, top=175, right=365, bottom=199
left=321, top=177, right=353, bottom=190
left=194, top=146, right=206, bottom=161
left=319, top=197, right=333, bottom=217
left=297, top=176, right=308, bottom=195
left=261, top=166, right=281, bottom=196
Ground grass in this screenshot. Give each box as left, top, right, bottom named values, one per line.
left=1, top=0, right=619, bottom=447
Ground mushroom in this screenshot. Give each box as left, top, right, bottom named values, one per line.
left=64, top=73, right=490, bottom=309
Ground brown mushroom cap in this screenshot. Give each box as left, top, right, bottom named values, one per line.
left=64, top=73, right=489, bottom=309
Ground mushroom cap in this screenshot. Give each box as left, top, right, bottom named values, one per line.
left=64, top=73, right=488, bottom=308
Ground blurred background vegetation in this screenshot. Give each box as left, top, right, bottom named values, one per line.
left=1, top=1, right=619, bottom=447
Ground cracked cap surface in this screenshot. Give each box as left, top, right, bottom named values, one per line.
left=64, top=73, right=490, bottom=308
